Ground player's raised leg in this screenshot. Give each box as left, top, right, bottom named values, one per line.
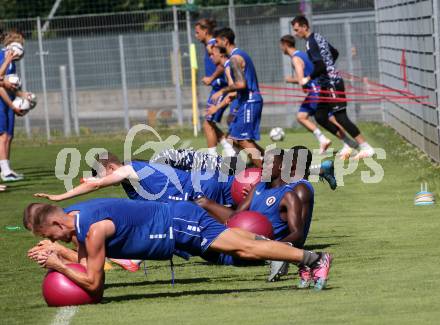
left=209, top=229, right=332, bottom=290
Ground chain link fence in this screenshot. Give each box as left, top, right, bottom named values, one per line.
left=0, top=0, right=382, bottom=138
left=375, top=0, right=440, bottom=162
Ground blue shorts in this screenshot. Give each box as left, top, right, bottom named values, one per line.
left=172, top=203, right=228, bottom=256
left=206, top=88, right=227, bottom=123
left=0, top=98, right=15, bottom=137
left=229, top=99, right=239, bottom=115
left=229, top=100, right=263, bottom=141
left=298, top=85, right=334, bottom=118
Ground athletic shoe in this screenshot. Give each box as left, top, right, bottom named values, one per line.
left=319, top=139, right=332, bottom=155
left=311, top=252, right=332, bottom=290
left=297, top=265, right=312, bottom=289
left=109, top=258, right=140, bottom=272
left=1, top=171, right=24, bottom=182
left=267, top=260, right=289, bottom=282
left=353, top=147, right=375, bottom=160
left=338, top=146, right=353, bottom=160
left=319, top=160, right=337, bottom=190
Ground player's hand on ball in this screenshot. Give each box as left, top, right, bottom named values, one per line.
left=3, top=78, right=17, bottom=92
left=5, top=49, right=19, bottom=63
left=34, top=193, right=61, bottom=201
left=12, top=106, right=25, bottom=117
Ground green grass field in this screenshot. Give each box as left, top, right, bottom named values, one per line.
left=1, top=123, right=440, bottom=325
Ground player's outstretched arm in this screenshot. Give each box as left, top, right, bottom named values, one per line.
left=196, top=185, right=256, bottom=223
left=195, top=197, right=234, bottom=224
left=34, top=165, right=135, bottom=201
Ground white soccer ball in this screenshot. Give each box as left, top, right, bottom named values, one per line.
left=5, top=74, right=21, bottom=88
left=6, top=42, right=24, bottom=60
left=269, top=127, right=285, bottom=142
left=12, top=96, right=31, bottom=114
left=26, top=92, right=37, bottom=109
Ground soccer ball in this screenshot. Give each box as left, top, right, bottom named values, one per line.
left=26, top=92, right=37, bottom=109
left=12, top=96, right=32, bottom=115
left=5, top=74, right=21, bottom=89
left=6, top=42, right=24, bottom=60
left=269, top=127, right=285, bottom=142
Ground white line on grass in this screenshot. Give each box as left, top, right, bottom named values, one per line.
left=51, top=306, right=78, bottom=325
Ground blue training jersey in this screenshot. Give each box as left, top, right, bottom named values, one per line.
left=292, top=50, right=319, bottom=90
left=249, top=182, right=294, bottom=241
left=205, top=38, right=227, bottom=90
left=122, top=161, right=194, bottom=202
left=0, top=49, right=17, bottom=107
left=192, top=171, right=234, bottom=206
left=229, top=47, right=262, bottom=103
left=0, top=48, right=16, bottom=74
left=64, top=198, right=175, bottom=260
left=122, top=160, right=233, bottom=205
left=249, top=179, right=314, bottom=245
left=292, top=50, right=314, bottom=78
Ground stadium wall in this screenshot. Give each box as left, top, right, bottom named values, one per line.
left=375, top=0, right=440, bottom=162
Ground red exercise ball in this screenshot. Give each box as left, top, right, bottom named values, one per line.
left=42, top=263, right=101, bottom=307
left=227, top=210, right=274, bottom=239
left=231, top=167, right=262, bottom=205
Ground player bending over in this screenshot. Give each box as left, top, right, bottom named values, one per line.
left=197, top=146, right=319, bottom=286
left=195, top=19, right=235, bottom=157
left=280, top=35, right=358, bottom=154
left=291, top=16, right=375, bottom=160
left=25, top=198, right=332, bottom=297
left=212, top=27, right=264, bottom=168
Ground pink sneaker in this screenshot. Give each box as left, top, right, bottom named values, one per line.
left=109, top=259, right=140, bottom=272
left=311, top=253, right=332, bottom=290
left=297, top=266, right=312, bottom=289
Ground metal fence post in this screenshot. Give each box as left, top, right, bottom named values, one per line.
left=279, top=17, right=295, bottom=127
left=119, top=35, right=130, bottom=131
left=373, top=1, right=385, bottom=124
left=37, top=17, right=51, bottom=141
left=19, top=59, right=31, bottom=138
left=228, top=0, right=237, bottom=37
left=433, top=0, right=440, bottom=156
left=59, top=65, right=71, bottom=137
left=67, top=38, right=79, bottom=136
left=173, top=6, right=184, bottom=126
left=344, top=20, right=355, bottom=119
